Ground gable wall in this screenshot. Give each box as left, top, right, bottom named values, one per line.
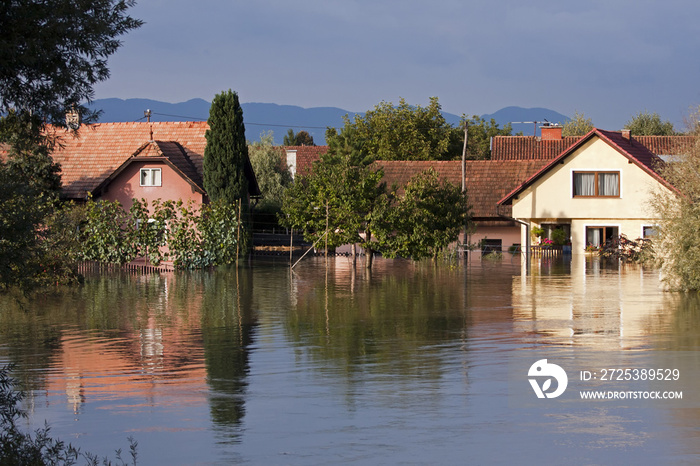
left=99, top=160, right=205, bottom=212
left=512, top=138, right=672, bottom=221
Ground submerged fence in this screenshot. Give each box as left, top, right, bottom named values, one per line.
left=77, top=260, right=175, bottom=274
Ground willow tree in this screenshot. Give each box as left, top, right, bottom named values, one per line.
left=204, top=90, right=249, bottom=205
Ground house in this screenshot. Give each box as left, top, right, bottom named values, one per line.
left=379, top=160, right=546, bottom=251
left=49, top=121, right=260, bottom=210
left=497, top=128, right=678, bottom=254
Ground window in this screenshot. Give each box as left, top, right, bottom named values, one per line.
left=140, top=168, right=162, bottom=186
left=573, top=171, right=619, bottom=197
left=643, top=226, right=658, bottom=238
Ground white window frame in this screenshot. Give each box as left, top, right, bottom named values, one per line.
left=140, top=168, right=162, bottom=187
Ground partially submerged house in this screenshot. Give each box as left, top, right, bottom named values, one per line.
left=498, top=129, right=678, bottom=254
left=50, top=121, right=260, bottom=209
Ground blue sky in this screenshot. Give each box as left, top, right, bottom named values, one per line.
left=94, top=0, right=700, bottom=130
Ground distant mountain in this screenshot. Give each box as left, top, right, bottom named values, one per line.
left=87, top=98, right=358, bottom=145
left=482, top=106, right=571, bottom=136
left=87, top=99, right=570, bottom=143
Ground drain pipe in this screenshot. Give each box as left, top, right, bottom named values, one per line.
left=498, top=213, right=530, bottom=273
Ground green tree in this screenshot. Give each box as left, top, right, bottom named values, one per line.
left=375, top=168, right=470, bottom=260
left=624, top=110, right=676, bottom=135
left=0, top=0, right=141, bottom=292
left=342, top=97, right=455, bottom=161
left=248, top=132, right=293, bottom=212
left=562, top=111, right=594, bottom=137
left=449, top=116, right=515, bottom=160
left=0, top=0, right=142, bottom=125
left=651, top=112, right=700, bottom=290
left=204, top=90, right=250, bottom=205
left=283, top=129, right=315, bottom=146
left=281, top=127, right=386, bottom=268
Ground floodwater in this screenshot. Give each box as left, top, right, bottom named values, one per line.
left=0, top=255, right=699, bottom=465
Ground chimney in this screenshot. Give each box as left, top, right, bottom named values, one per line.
left=540, top=124, right=562, bottom=141
left=621, top=129, right=631, bottom=141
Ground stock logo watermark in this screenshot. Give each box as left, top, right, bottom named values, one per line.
left=527, top=359, right=568, bottom=399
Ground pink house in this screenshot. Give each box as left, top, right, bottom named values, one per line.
left=50, top=121, right=260, bottom=209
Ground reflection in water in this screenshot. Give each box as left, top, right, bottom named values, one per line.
left=0, top=256, right=698, bottom=464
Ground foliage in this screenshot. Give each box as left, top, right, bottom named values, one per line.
left=599, top=235, right=654, bottom=263
left=204, top=90, right=250, bottom=205
left=551, top=228, right=568, bottom=246
left=650, top=111, right=700, bottom=290
left=530, top=226, right=544, bottom=239
left=0, top=0, right=140, bottom=292
left=283, top=129, right=314, bottom=146
left=248, top=132, right=293, bottom=212
left=1, top=365, right=138, bottom=465
left=129, top=198, right=172, bottom=266
left=450, top=116, right=515, bottom=160
left=562, top=111, right=594, bottom=137
left=624, top=110, right=676, bottom=136
left=76, top=197, right=247, bottom=269
left=0, top=0, right=142, bottom=125
left=79, top=197, right=136, bottom=264
left=281, top=127, right=386, bottom=265
left=338, top=97, right=455, bottom=161
left=374, top=168, right=470, bottom=260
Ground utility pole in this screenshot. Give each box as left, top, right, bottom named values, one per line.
left=461, top=120, right=468, bottom=193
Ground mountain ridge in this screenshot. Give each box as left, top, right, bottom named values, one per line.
left=87, top=98, right=570, bottom=144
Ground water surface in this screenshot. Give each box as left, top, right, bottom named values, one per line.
left=1, top=255, right=698, bottom=464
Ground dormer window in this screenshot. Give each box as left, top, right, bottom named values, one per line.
left=573, top=171, right=619, bottom=197
left=140, top=168, right=162, bottom=187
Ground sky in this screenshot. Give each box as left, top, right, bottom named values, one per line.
left=94, top=0, right=700, bottom=131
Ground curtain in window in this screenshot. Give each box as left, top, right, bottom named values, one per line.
left=598, top=173, right=619, bottom=196
left=574, top=173, right=595, bottom=196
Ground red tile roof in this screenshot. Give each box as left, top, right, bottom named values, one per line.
left=498, top=128, right=677, bottom=206
left=377, top=160, right=546, bottom=219
left=492, top=134, right=694, bottom=160
left=284, top=145, right=328, bottom=176
left=48, top=122, right=259, bottom=199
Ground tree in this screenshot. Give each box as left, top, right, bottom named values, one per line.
left=449, top=116, right=515, bottom=160
left=651, top=111, right=700, bottom=290
left=283, top=129, right=315, bottom=146
left=248, top=132, right=293, bottom=217
left=0, top=0, right=142, bottom=125
left=342, top=97, right=455, bottom=161
left=374, top=168, right=470, bottom=260
left=204, top=90, right=250, bottom=205
left=0, top=0, right=141, bottom=292
left=624, top=110, right=675, bottom=135
left=281, top=127, right=386, bottom=268
left=562, top=111, right=594, bottom=137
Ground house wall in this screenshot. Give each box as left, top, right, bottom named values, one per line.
left=511, top=138, right=673, bottom=253
left=99, top=161, right=205, bottom=211
left=470, top=225, right=521, bottom=251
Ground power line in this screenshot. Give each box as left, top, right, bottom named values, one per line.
left=149, top=112, right=338, bottom=130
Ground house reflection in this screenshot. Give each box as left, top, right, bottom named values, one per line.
left=513, top=255, right=668, bottom=347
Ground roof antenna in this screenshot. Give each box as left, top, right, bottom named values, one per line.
left=145, top=109, right=153, bottom=141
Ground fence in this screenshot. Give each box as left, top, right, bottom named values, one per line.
left=77, top=260, right=175, bottom=274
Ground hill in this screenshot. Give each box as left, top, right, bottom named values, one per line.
left=87, top=99, right=569, bottom=144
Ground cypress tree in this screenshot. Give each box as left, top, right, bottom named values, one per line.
left=204, top=90, right=249, bottom=204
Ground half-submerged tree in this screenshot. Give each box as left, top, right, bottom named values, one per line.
left=375, top=168, right=471, bottom=260
left=651, top=111, right=700, bottom=290
left=281, top=127, right=386, bottom=268
left=204, top=90, right=250, bottom=205
left=0, top=0, right=142, bottom=291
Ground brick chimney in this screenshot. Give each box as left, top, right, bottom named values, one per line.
left=621, top=129, right=631, bottom=141
left=540, top=124, right=562, bottom=140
